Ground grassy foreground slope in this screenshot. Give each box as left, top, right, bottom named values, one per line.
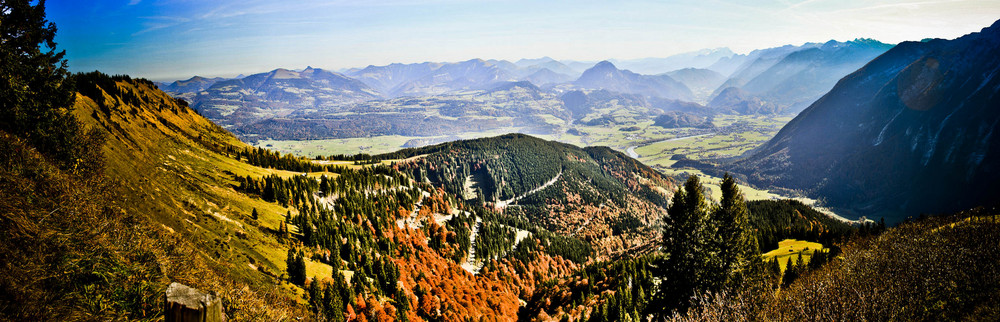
left=72, top=73, right=310, bottom=318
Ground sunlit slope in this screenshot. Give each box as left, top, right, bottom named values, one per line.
left=72, top=74, right=314, bottom=298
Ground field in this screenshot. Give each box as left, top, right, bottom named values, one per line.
left=256, top=113, right=799, bottom=208
left=763, top=239, right=825, bottom=272
left=258, top=114, right=791, bottom=159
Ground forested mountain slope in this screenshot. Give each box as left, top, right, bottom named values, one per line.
left=382, top=134, right=676, bottom=257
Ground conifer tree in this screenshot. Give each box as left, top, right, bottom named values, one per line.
left=307, top=278, right=322, bottom=314
left=713, top=173, right=761, bottom=288
left=251, top=208, right=259, bottom=220
left=1, top=0, right=105, bottom=174
left=768, top=257, right=782, bottom=288
left=324, top=282, right=344, bottom=322
left=782, top=257, right=797, bottom=287
left=658, top=175, right=721, bottom=313
left=295, top=250, right=307, bottom=286
left=286, top=249, right=298, bottom=284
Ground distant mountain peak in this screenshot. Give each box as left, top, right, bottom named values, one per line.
left=591, top=60, right=618, bottom=70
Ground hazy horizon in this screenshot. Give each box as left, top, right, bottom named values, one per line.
left=47, top=0, right=1000, bottom=81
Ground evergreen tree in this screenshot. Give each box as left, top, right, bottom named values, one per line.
left=769, top=257, right=782, bottom=289
left=657, top=175, right=721, bottom=313
left=323, top=282, right=344, bottom=322
left=809, top=249, right=827, bottom=270
left=396, top=288, right=411, bottom=322
left=286, top=249, right=298, bottom=285
left=286, top=249, right=307, bottom=286
left=0, top=0, right=104, bottom=174
left=251, top=208, right=259, bottom=220
left=782, top=257, right=799, bottom=287
left=295, top=250, right=307, bottom=286
left=713, top=173, right=760, bottom=288
left=307, top=278, right=322, bottom=314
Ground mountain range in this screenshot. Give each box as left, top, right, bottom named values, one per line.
left=726, top=20, right=1000, bottom=222
left=712, top=39, right=893, bottom=114
left=157, top=40, right=897, bottom=143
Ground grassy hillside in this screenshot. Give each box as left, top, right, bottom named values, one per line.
left=72, top=72, right=311, bottom=319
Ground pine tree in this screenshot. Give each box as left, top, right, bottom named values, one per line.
left=307, top=278, right=322, bottom=314
left=295, top=250, right=307, bottom=286
left=658, top=175, right=721, bottom=313
left=769, top=257, right=782, bottom=289
left=396, top=288, right=411, bottom=322
left=713, top=173, right=760, bottom=288
left=324, top=282, right=344, bottom=322
left=251, top=208, right=259, bottom=220
left=0, top=0, right=104, bottom=174
left=286, top=249, right=307, bottom=286
left=782, top=257, right=797, bottom=287
left=286, top=249, right=298, bottom=284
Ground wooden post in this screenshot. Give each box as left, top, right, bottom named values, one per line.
left=165, top=282, right=226, bottom=322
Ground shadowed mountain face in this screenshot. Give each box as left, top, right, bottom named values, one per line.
left=710, top=40, right=892, bottom=114
left=732, top=20, right=1000, bottom=222
left=574, top=61, right=694, bottom=101
left=739, top=39, right=894, bottom=113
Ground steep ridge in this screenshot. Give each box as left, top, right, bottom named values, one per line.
left=739, top=39, right=893, bottom=113
left=731, top=20, right=1000, bottom=222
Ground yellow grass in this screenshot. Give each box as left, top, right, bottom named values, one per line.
left=763, top=239, right=824, bottom=272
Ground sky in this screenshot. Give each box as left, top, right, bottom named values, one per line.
left=46, top=0, right=1000, bottom=81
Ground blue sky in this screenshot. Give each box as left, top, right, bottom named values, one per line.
left=46, top=0, right=1000, bottom=81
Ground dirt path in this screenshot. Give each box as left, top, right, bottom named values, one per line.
left=495, top=170, right=562, bottom=208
